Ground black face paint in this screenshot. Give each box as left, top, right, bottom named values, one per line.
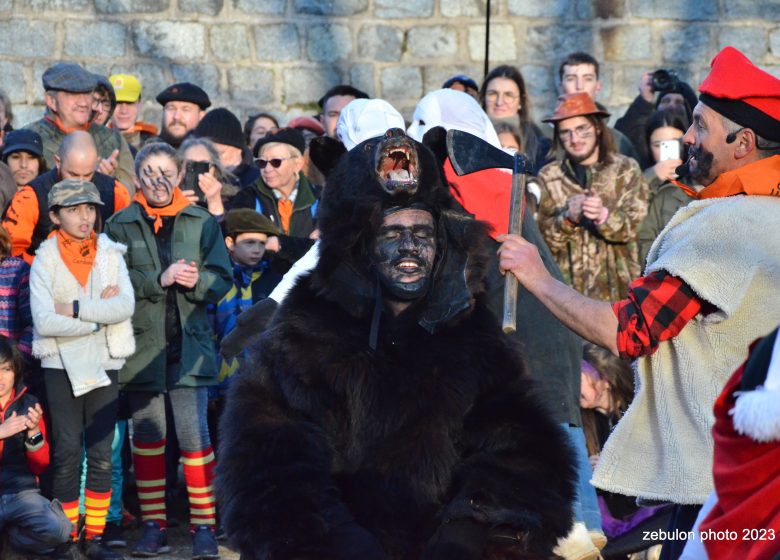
left=685, top=143, right=714, bottom=183
left=372, top=209, right=436, bottom=302
left=141, top=163, right=176, bottom=207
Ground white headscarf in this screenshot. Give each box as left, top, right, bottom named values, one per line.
left=406, top=89, right=502, bottom=149
left=336, top=99, right=406, bottom=151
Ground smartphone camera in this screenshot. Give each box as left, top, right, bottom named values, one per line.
left=183, top=161, right=211, bottom=204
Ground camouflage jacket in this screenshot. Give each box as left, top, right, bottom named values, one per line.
left=26, top=112, right=135, bottom=192
left=536, top=154, right=649, bottom=301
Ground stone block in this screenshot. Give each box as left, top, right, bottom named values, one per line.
left=108, top=64, right=168, bottom=105
left=0, top=0, right=11, bottom=10
left=0, top=61, right=27, bottom=104
left=85, top=63, right=112, bottom=78
left=523, top=25, right=593, bottom=63
left=613, top=65, right=648, bottom=104
left=307, top=25, right=352, bottom=63
left=171, top=64, right=220, bottom=97
left=724, top=1, right=780, bottom=19
left=375, top=0, right=432, bottom=19
left=349, top=64, right=374, bottom=97
left=772, top=29, right=780, bottom=58
left=601, top=26, right=652, bottom=62
left=660, top=25, right=711, bottom=64
left=29, top=0, right=91, bottom=10
left=210, top=25, right=251, bottom=62
left=441, top=0, right=487, bottom=18
left=520, top=64, right=555, bottom=105
left=65, top=21, right=127, bottom=58
left=283, top=66, right=341, bottom=106
left=628, top=0, right=717, bottom=20
left=468, top=24, right=517, bottom=62
left=234, top=0, right=285, bottom=15
left=407, top=26, right=458, bottom=60
left=381, top=66, right=422, bottom=102
left=717, top=27, right=768, bottom=61
left=13, top=106, right=43, bottom=130
left=357, top=25, right=403, bottom=62
left=96, top=0, right=169, bottom=13
left=0, top=20, right=56, bottom=57
left=508, top=0, right=570, bottom=18
left=422, top=64, right=482, bottom=94
left=134, top=21, right=206, bottom=60
left=32, top=63, right=52, bottom=103
left=228, top=67, right=274, bottom=104
left=294, top=0, right=367, bottom=16
left=255, top=24, right=300, bottom=62
left=180, top=0, right=224, bottom=15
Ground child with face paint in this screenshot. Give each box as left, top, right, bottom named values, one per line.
left=104, top=143, right=232, bottom=559
left=29, top=178, right=135, bottom=559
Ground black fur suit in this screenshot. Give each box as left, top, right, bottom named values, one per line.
left=216, top=131, right=576, bottom=560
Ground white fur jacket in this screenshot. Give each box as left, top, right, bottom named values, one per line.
left=30, top=233, right=135, bottom=370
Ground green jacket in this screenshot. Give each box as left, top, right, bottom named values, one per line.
left=104, top=202, right=232, bottom=392
left=26, top=114, right=135, bottom=193
left=637, top=171, right=693, bottom=267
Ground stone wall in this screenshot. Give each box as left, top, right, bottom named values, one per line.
left=1, top=0, right=779, bottom=128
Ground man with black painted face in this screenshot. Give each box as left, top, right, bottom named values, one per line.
left=372, top=207, right=436, bottom=315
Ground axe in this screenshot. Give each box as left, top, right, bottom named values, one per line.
left=445, top=129, right=528, bottom=334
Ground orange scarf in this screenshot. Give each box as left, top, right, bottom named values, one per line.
left=56, top=230, right=97, bottom=288
left=132, top=187, right=191, bottom=233
left=45, top=114, right=89, bottom=134
left=673, top=155, right=780, bottom=200
left=277, top=199, right=294, bottom=234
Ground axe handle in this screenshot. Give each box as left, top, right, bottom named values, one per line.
left=502, top=161, right=527, bottom=334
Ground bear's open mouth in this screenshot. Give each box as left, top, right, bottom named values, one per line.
left=375, top=130, right=420, bottom=195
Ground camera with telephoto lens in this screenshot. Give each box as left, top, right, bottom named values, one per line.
left=651, top=69, right=680, bottom=93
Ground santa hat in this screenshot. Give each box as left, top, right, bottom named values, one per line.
left=698, top=46, right=780, bottom=142
left=730, top=327, right=780, bottom=442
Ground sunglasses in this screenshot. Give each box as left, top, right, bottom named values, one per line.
left=254, top=156, right=296, bottom=169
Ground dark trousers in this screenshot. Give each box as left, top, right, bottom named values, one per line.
left=659, top=503, right=702, bottom=560
left=0, top=490, right=71, bottom=554
left=44, top=368, right=119, bottom=502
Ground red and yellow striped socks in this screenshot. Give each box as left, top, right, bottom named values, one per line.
left=181, top=446, right=217, bottom=530
left=84, top=489, right=111, bottom=540
left=61, top=499, right=80, bottom=539
left=132, top=438, right=167, bottom=528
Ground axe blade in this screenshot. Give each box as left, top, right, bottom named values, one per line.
left=446, top=129, right=517, bottom=175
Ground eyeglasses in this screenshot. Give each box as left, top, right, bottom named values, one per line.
left=485, top=90, right=520, bottom=104
left=254, top=156, right=297, bottom=169
left=558, top=123, right=595, bottom=142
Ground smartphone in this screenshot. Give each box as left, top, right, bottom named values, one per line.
left=183, top=161, right=211, bottom=203
left=659, top=139, right=680, bottom=162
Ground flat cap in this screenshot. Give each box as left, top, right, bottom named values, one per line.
left=224, top=208, right=280, bottom=238
left=48, top=179, right=105, bottom=209
left=42, top=62, right=97, bottom=93
left=156, top=82, right=211, bottom=110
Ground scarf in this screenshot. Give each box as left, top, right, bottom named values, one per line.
left=132, top=187, right=191, bottom=233
left=673, top=155, right=780, bottom=199
left=444, top=158, right=509, bottom=240
left=56, top=229, right=97, bottom=288
left=45, top=114, right=89, bottom=135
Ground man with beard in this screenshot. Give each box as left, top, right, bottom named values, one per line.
left=154, top=82, right=210, bottom=148
left=535, top=92, right=648, bottom=302
left=216, top=129, right=576, bottom=559
left=499, top=46, right=780, bottom=560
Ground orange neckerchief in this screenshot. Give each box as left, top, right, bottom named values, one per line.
left=110, top=121, right=159, bottom=135
left=673, top=155, right=780, bottom=200
left=56, top=229, right=97, bottom=288
left=132, top=187, right=191, bottom=233
left=44, top=114, right=89, bottom=134
left=277, top=199, right=294, bottom=234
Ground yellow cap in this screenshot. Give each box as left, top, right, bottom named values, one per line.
left=109, top=73, right=142, bottom=103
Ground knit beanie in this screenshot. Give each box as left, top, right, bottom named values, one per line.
left=194, top=107, right=244, bottom=149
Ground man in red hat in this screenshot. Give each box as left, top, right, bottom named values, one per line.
left=499, top=46, right=780, bottom=560
left=535, top=91, right=649, bottom=303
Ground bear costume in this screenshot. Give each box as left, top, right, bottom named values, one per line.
left=216, top=129, right=576, bottom=559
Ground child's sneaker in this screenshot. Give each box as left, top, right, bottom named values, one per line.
left=131, top=521, right=170, bottom=558
left=191, top=525, right=220, bottom=560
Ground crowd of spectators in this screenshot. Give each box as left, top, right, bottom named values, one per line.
left=0, top=45, right=777, bottom=560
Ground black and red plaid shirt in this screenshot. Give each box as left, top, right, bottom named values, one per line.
left=612, top=270, right=713, bottom=360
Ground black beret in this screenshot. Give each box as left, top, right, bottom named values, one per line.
left=155, top=82, right=211, bottom=110
left=253, top=127, right=306, bottom=158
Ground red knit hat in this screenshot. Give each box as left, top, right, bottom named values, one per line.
left=699, top=46, right=780, bottom=142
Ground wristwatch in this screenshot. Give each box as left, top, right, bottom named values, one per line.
left=72, top=300, right=79, bottom=319
left=25, top=432, right=44, bottom=446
